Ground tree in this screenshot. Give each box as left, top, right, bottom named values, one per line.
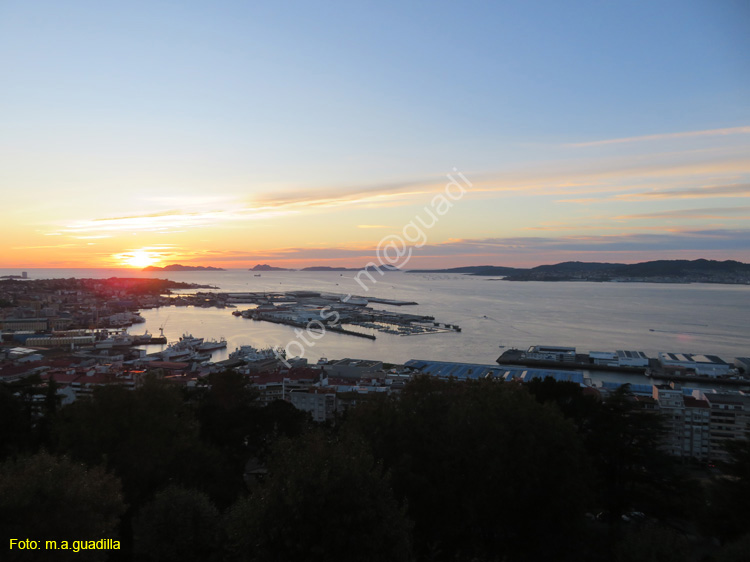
left=0, top=383, right=33, bottom=459
left=714, top=533, right=750, bottom=562
left=189, top=371, right=309, bottom=505
left=612, top=525, right=690, bottom=562
left=704, top=437, right=750, bottom=543
left=344, top=376, right=591, bottom=561
left=0, top=451, right=125, bottom=562
left=52, top=376, right=209, bottom=506
left=525, top=376, right=599, bottom=429
left=223, top=430, right=412, bottom=562
left=584, top=385, right=671, bottom=524
left=133, top=485, right=220, bottom=562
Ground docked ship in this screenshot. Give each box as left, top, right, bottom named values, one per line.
left=179, top=333, right=204, bottom=346
left=159, top=339, right=200, bottom=361
left=197, top=337, right=227, bottom=352
left=229, top=345, right=281, bottom=362
left=130, top=330, right=153, bottom=345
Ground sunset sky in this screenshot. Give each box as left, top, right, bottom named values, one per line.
left=1, top=1, right=749, bottom=269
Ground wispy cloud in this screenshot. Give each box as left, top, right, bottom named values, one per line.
left=53, top=177, right=450, bottom=237
left=12, top=244, right=77, bottom=250
left=567, top=126, right=750, bottom=148
left=186, top=229, right=750, bottom=266
left=556, top=198, right=600, bottom=204
left=614, top=183, right=750, bottom=201
left=58, top=207, right=298, bottom=236
left=614, top=206, right=750, bottom=220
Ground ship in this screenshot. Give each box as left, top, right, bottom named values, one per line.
left=159, top=338, right=202, bottom=361
left=229, top=345, right=281, bottom=362
left=179, top=333, right=204, bottom=346
left=130, top=330, right=153, bottom=345
left=197, top=337, right=227, bottom=351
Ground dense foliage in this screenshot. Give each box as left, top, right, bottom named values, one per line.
left=1, top=374, right=747, bottom=561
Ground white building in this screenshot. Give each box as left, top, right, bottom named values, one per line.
left=652, top=385, right=710, bottom=460
left=658, top=352, right=732, bottom=377
left=290, top=390, right=337, bottom=422
left=590, top=350, right=649, bottom=368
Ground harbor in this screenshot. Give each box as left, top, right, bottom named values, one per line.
left=229, top=290, right=461, bottom=338
left=497, top=345, right=750, bottom=388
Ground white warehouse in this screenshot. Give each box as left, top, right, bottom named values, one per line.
left=658, top=352, right=732, bottom=377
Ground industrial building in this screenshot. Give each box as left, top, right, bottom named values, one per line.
left=323, top=358, right=384, bottom=379
left=658, top=352, right=732, bottom=377
left=590, top=350, right=650, bottom=368
left=404, top=360, right=585, bottom=385
left=734, top=357, right=750, bottom=374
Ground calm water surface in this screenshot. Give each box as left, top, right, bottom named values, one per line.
left=6, top=269, right=748, bottom=372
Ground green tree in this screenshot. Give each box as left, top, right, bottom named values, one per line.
left=223, top=429, right=412, bottom=562
left=525, top=376, right=599, bottom=429
left=52, top=376, right=222, bottom=506
left=704, top=437, right=750, bottom=543
left=714, top=533, right=750, bottom=562
left=584, top=385, right=670, bottom=524
left=133, top=485, right=220, bottom=562
left=345, top=376, right=591, bottom=561
left=0, top=451, right=125, bottom=562
left=612, top=525, right=690, bottom=562
left=0, top=383, right=33, bottom=459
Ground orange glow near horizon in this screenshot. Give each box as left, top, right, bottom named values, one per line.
left=117, top=250, right=161, bottom=269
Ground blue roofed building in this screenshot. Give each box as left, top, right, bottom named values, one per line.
left=405, top=360, right=586, bottom=386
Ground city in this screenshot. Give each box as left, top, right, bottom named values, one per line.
left=2, top=1, right=749, bottom=560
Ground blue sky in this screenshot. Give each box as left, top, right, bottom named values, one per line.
left=1, top=0, right=748, bottom=267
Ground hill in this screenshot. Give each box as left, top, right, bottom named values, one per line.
left=250, top=264, right=290, bottom=271
left=407, top=259, right=750, bottom=284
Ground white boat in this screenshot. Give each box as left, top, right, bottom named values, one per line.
left=159, top=347, right=193, bottom=361
left=179, top=333, right=204, bottom=346
left=229, top=345, right=281, bottom=362
left=159, top=338, right=200, bottom=361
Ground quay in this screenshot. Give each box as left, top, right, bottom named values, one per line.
left=252, top=314, right=377, bottom=340
left=497, top=346, right=750, bottom=388
left=496, top=348, right=648, bottom=374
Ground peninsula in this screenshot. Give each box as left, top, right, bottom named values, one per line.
left=408, top=259, right=750, bottom=285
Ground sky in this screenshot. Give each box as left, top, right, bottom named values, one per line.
left=1, top=0, right=749, bottom=269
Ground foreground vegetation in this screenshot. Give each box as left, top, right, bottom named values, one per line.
left=1, top=374, right=748, bottom=561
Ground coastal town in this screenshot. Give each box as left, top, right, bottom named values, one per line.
left=2, top=276, right=749, bottom=467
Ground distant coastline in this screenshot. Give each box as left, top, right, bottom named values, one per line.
left=143, top=264, right=225, bottom=272
left=407, top=259, right=750, bottom=285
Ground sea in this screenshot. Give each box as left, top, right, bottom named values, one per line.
left=4, top=268, right=749, bottom=387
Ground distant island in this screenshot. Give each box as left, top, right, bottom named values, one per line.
left=408, top=259, right=750, bottom=284
left=143, top=264, right=225, bottom=271
left=250, top=264, right=290, bottom=271
left=301, top=266, right=349, bottom=271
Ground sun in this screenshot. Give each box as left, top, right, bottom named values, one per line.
left=123, top=250, right=159, bottom=268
